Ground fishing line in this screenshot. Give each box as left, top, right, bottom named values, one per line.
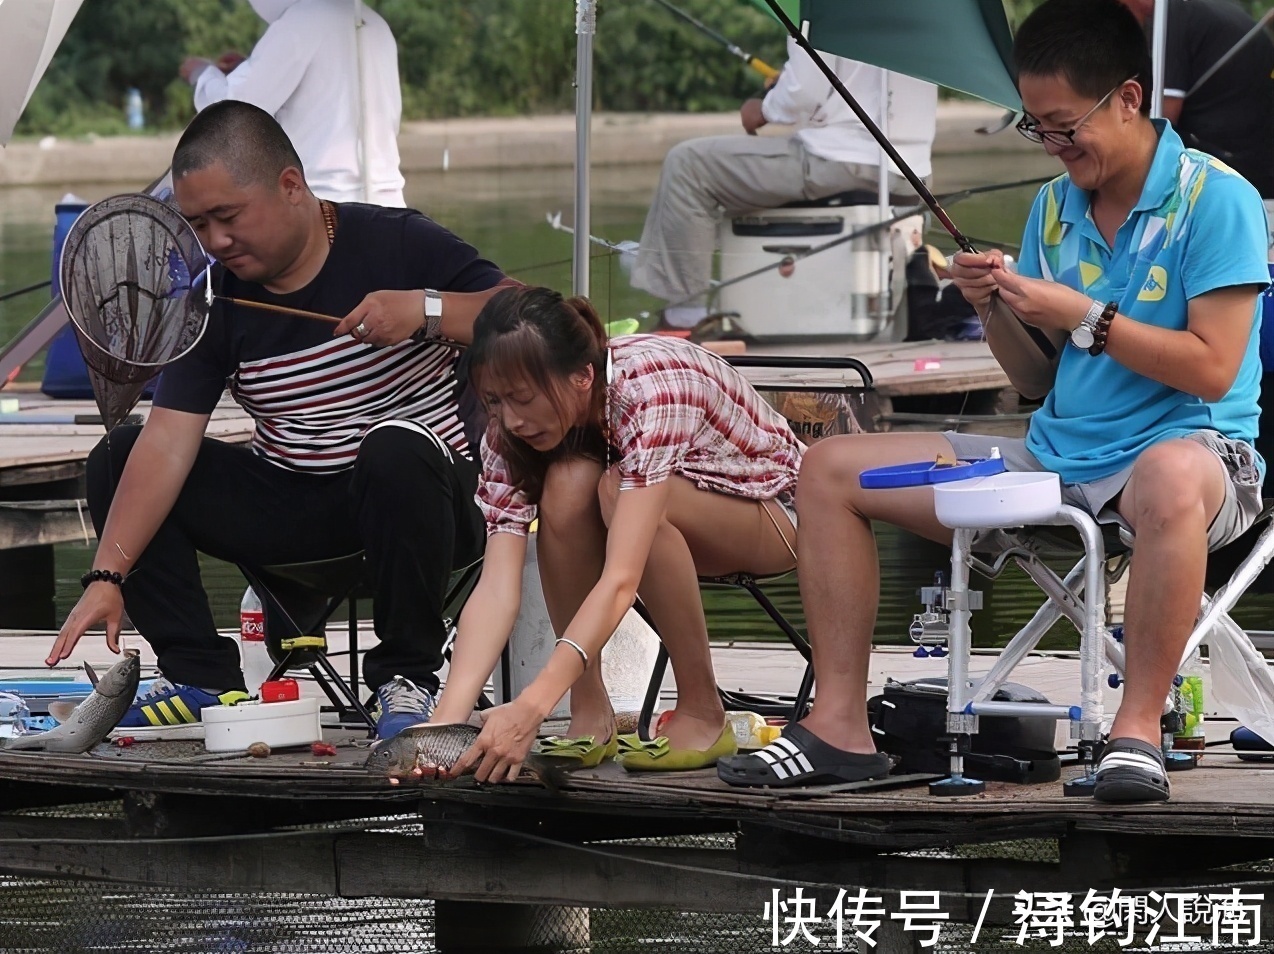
left=0, top=280, right=53, bottom=305
left=670, top=175, right=1052, bottom=309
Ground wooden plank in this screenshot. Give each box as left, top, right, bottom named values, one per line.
left=0, top=830, right=340, bottom=892
left=0, top=398, right=253, bottom=471
left=0, top=500, right=93, bottom=548
left=744, top=339, right=1011, bottom=399
left=337, top=829, right=802, bottom=913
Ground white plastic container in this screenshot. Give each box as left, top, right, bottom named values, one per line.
left=202, top=697, right=321, bottom=753
left=933, top=471, right=1062, bottom=530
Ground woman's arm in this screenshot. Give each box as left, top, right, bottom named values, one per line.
left=429, top=533, right=527, bottom=723
left=454, top=481, right=673, bottom=782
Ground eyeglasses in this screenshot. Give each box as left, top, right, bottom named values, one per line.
left=1015, top=79, right=1129, bottom=147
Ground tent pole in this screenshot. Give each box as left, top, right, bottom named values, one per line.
left=1150, top=0, right=1168, bottom=119
left=876, top=79, right=891, bottom=329
left=573, top=0, right=597, bottom=298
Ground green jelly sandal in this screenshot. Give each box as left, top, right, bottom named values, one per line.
left=617, top=724, right=738, bottom=772
left=536, top=730, right=620, bottom=769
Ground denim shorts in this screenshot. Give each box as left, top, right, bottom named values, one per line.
left=944, top=430, right=1262, bottom=551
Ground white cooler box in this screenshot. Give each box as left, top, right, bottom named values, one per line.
left=717, top=193, right=917, bottom=341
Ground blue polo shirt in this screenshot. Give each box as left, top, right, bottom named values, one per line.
left=1019, top=121, right=1270, bottom=485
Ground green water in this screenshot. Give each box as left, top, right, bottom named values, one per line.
left=10, top=152, right=1269, bottom=646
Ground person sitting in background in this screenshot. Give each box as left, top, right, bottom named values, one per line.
left=430, top=286, right=803, bottom=780
left=180, top=0, right=406, bottom=206
left=48, top=101, right=512, bottom=741
left=629, top=38, right=937, bottom=330
left=717, top=0, right=1269, bottom=803
left=1116, top=0, right=1274, bottom=199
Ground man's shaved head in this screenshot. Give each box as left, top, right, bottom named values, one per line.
left=173, top=100, right=304, bottom=188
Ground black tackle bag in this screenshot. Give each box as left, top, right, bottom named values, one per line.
left=867, top=678, right=1061, bottom=784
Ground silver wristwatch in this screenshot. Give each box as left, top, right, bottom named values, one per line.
left=413, top=289, right=444, bottom=342
left=1070, top=299, right=1103, bottom=351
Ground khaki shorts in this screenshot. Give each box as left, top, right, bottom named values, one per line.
left=945, top=430, right=1263, bottom=551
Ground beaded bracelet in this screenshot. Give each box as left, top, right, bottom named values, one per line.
left=80, top=569, right=124, bottom=589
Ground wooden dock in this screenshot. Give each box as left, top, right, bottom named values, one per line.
left=2, top=644, right=1273, bottom=952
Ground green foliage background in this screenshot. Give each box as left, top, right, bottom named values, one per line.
left=14, top=0, right=1274, bottom=137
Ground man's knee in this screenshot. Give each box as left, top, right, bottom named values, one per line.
left=353, top=423, right=452, bottom=493
left=86, top=424, right=143, bottom=525
left=1126, top=441, right=1216, bottom=531
left=796, top=436, right=869, bottom=514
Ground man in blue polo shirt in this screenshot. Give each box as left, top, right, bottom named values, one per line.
left=716, top=0, right=1270, bottom=803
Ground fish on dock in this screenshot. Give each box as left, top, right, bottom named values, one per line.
left=365, top=722, right=562, bottom=792
left=2, top=652, right=141, bottom=754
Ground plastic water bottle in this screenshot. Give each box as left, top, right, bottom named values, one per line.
left=125, top=88, right=144, bottom=131
left=238, top=586, right=273, bottom=696
left=1173, top=647, right=1206, bottom=763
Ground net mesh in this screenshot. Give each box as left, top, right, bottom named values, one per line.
left=0, top=879, right=1263, bottom=953
left=59, top=193, right=210, bottom=428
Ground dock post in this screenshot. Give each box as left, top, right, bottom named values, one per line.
left=434, top=900, right=589, bottom=952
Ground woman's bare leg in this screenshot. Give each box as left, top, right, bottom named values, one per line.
left=597, top=472, right=802, bottom=751
left=538, top=458, right=614, bottom=741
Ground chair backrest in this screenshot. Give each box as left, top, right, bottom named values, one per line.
left=240, top=553, right=368, bottom=661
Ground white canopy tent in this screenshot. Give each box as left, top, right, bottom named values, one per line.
left=0, top=0, right=84, bottom=146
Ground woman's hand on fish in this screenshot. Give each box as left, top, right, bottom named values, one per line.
left=334, top=290, right=429, bottom=346
left=993, top=268, right=1092, bottom=334
left=452, top=698, right=542, bottom=784
left=46, top=583, right=124, bottom=666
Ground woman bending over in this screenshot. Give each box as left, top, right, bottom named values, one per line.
left=431, top=286, right=802, bottom=781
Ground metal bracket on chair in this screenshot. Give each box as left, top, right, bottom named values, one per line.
left=909, top=572, right=980, bottom=657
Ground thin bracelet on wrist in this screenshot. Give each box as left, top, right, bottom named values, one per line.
left=556, top=637, right=589, bottom=668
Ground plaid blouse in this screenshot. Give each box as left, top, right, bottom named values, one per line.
left=478, top=334, right=804, bottom=536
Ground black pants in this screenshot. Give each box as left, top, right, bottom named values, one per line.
left=87, top=424, right=485, bottom=693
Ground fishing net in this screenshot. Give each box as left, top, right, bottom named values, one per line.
left=59, top=193, right=211, bottom=429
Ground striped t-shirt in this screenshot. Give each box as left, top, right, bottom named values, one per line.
left=154, top=203, right=505, bottom=473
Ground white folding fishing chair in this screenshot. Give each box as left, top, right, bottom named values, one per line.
left=925, top=470, right=1274, bottom=797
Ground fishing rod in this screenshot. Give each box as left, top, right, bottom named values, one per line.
left=668, top=174, right=1052, bottom=308
left=759, top=0, right=1057, bottom=359
left=648, top=0, right=780, bottom=80
left=0, top=280, right=52, bottom=305
left=761, top=1, right=969, bottom=251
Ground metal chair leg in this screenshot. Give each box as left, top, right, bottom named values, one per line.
left=313, top=652, right=376, bottom=731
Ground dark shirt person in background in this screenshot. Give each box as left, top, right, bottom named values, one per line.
left=1119, top=0, right=1274, bottom=197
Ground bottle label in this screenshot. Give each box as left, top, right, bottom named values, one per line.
left=240, top=609, right=265, bottom=642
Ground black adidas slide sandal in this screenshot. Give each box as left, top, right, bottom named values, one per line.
left=1093, top=736, right=1170, bottom=803
left=716, top=724, right=892, bottom=788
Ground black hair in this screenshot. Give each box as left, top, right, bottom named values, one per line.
left=173, top=100, right=305, bottom=187
left=1014, top=0, right=1153, bottom=115
left=469, top=286, right=610, bottom=503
